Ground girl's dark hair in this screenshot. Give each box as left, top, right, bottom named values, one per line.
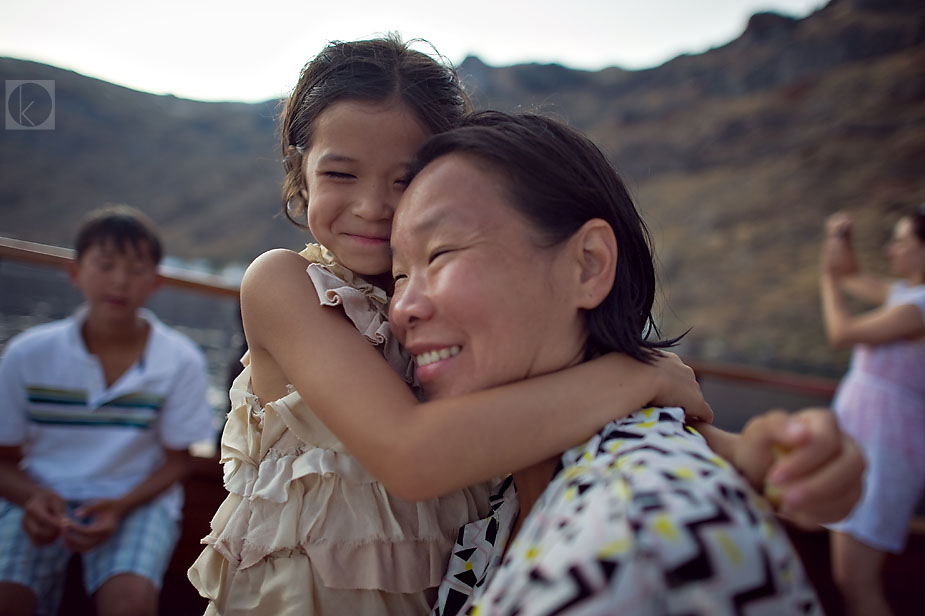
left=279, top=34, right=470, bottom=226
left=75, top=204, right=163, bottom=264
left=409, top=111, right=676, bottom=363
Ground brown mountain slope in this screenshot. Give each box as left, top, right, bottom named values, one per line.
left=0, top=0, right=923, bottom=375
left=456, top=0, right=925, bottom=374
left=0, top=60, right=303, bottom=264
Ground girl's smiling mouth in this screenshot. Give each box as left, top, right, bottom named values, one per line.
left=345, top=233, right=390, bottom=245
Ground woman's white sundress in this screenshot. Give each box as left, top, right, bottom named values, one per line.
left=828, top=281, right=925, bottom=553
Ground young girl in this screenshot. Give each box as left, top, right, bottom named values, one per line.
left=188, top=35, right=859, bottom=615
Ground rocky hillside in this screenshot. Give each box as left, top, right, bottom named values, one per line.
left=0, top=61, right=301, bottom=264
left=1, top=0, right=923, bottom=375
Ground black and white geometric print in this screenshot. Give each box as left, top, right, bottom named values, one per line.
left=432, top=407, right=822, bottom=616
left=432, top=475, right=518, bottom=616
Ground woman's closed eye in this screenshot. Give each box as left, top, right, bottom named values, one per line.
left=428, top=248, right=453, bottom=264
left=391, top=247, right=458, bottom=283
left=322, top=171, right=355, bottom=180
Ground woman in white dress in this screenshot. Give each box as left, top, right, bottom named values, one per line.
left=821, top=207, right=925, bottom=616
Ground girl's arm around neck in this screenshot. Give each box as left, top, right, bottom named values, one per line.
left=241, top=249, right=706, bottom=501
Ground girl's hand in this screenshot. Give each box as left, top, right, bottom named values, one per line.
left=734, top=408, right=864, bottom=528
left=650, top=351, right=713, bottom=423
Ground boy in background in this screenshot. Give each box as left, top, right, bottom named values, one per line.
left=0, top=205, right=215, bottom=615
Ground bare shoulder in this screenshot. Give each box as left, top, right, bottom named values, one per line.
left=240, top=249, right=318, bottom=332
left=239, top=248, right=335, bottom=349
left=241, top=248, right=311, bottom=296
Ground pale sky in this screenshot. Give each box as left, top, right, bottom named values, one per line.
left=1, top=0, right=828, bottom=103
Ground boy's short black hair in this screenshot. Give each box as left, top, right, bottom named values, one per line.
left=75, top=204, right=163, bottom=264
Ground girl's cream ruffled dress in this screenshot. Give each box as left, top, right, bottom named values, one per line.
left=188, top=245, right=493, bottom=615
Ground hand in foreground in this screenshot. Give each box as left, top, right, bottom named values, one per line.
left=62, top=499, right=124, bottom=553
left=650, top=351, right=713, bottom=424
left=734, top=408, right=864, bottom=529
left=22, top=489, right=68, bottom=545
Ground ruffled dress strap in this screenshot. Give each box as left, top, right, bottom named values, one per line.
left=299, top=244, right=419, bottom=390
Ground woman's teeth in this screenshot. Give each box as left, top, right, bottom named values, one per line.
left=416, top=345, right=461, bottom=367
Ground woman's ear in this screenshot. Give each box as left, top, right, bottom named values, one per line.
left=571, top=218, right=617, bottom=310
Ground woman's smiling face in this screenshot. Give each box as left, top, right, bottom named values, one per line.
left=389, top=154, right=588, bottom=401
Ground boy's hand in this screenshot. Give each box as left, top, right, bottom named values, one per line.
left=650, top=351, right=713, bottom=423
left=62, top=499, right=124, bottom=553
left=735, top=408, right=864, bottom=528
left=22, top=489, right=67, bottom=545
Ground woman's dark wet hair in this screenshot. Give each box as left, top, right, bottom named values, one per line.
left=279, top=33, right=470, bottom=227
left=408, top=110, right=677, bottom=363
